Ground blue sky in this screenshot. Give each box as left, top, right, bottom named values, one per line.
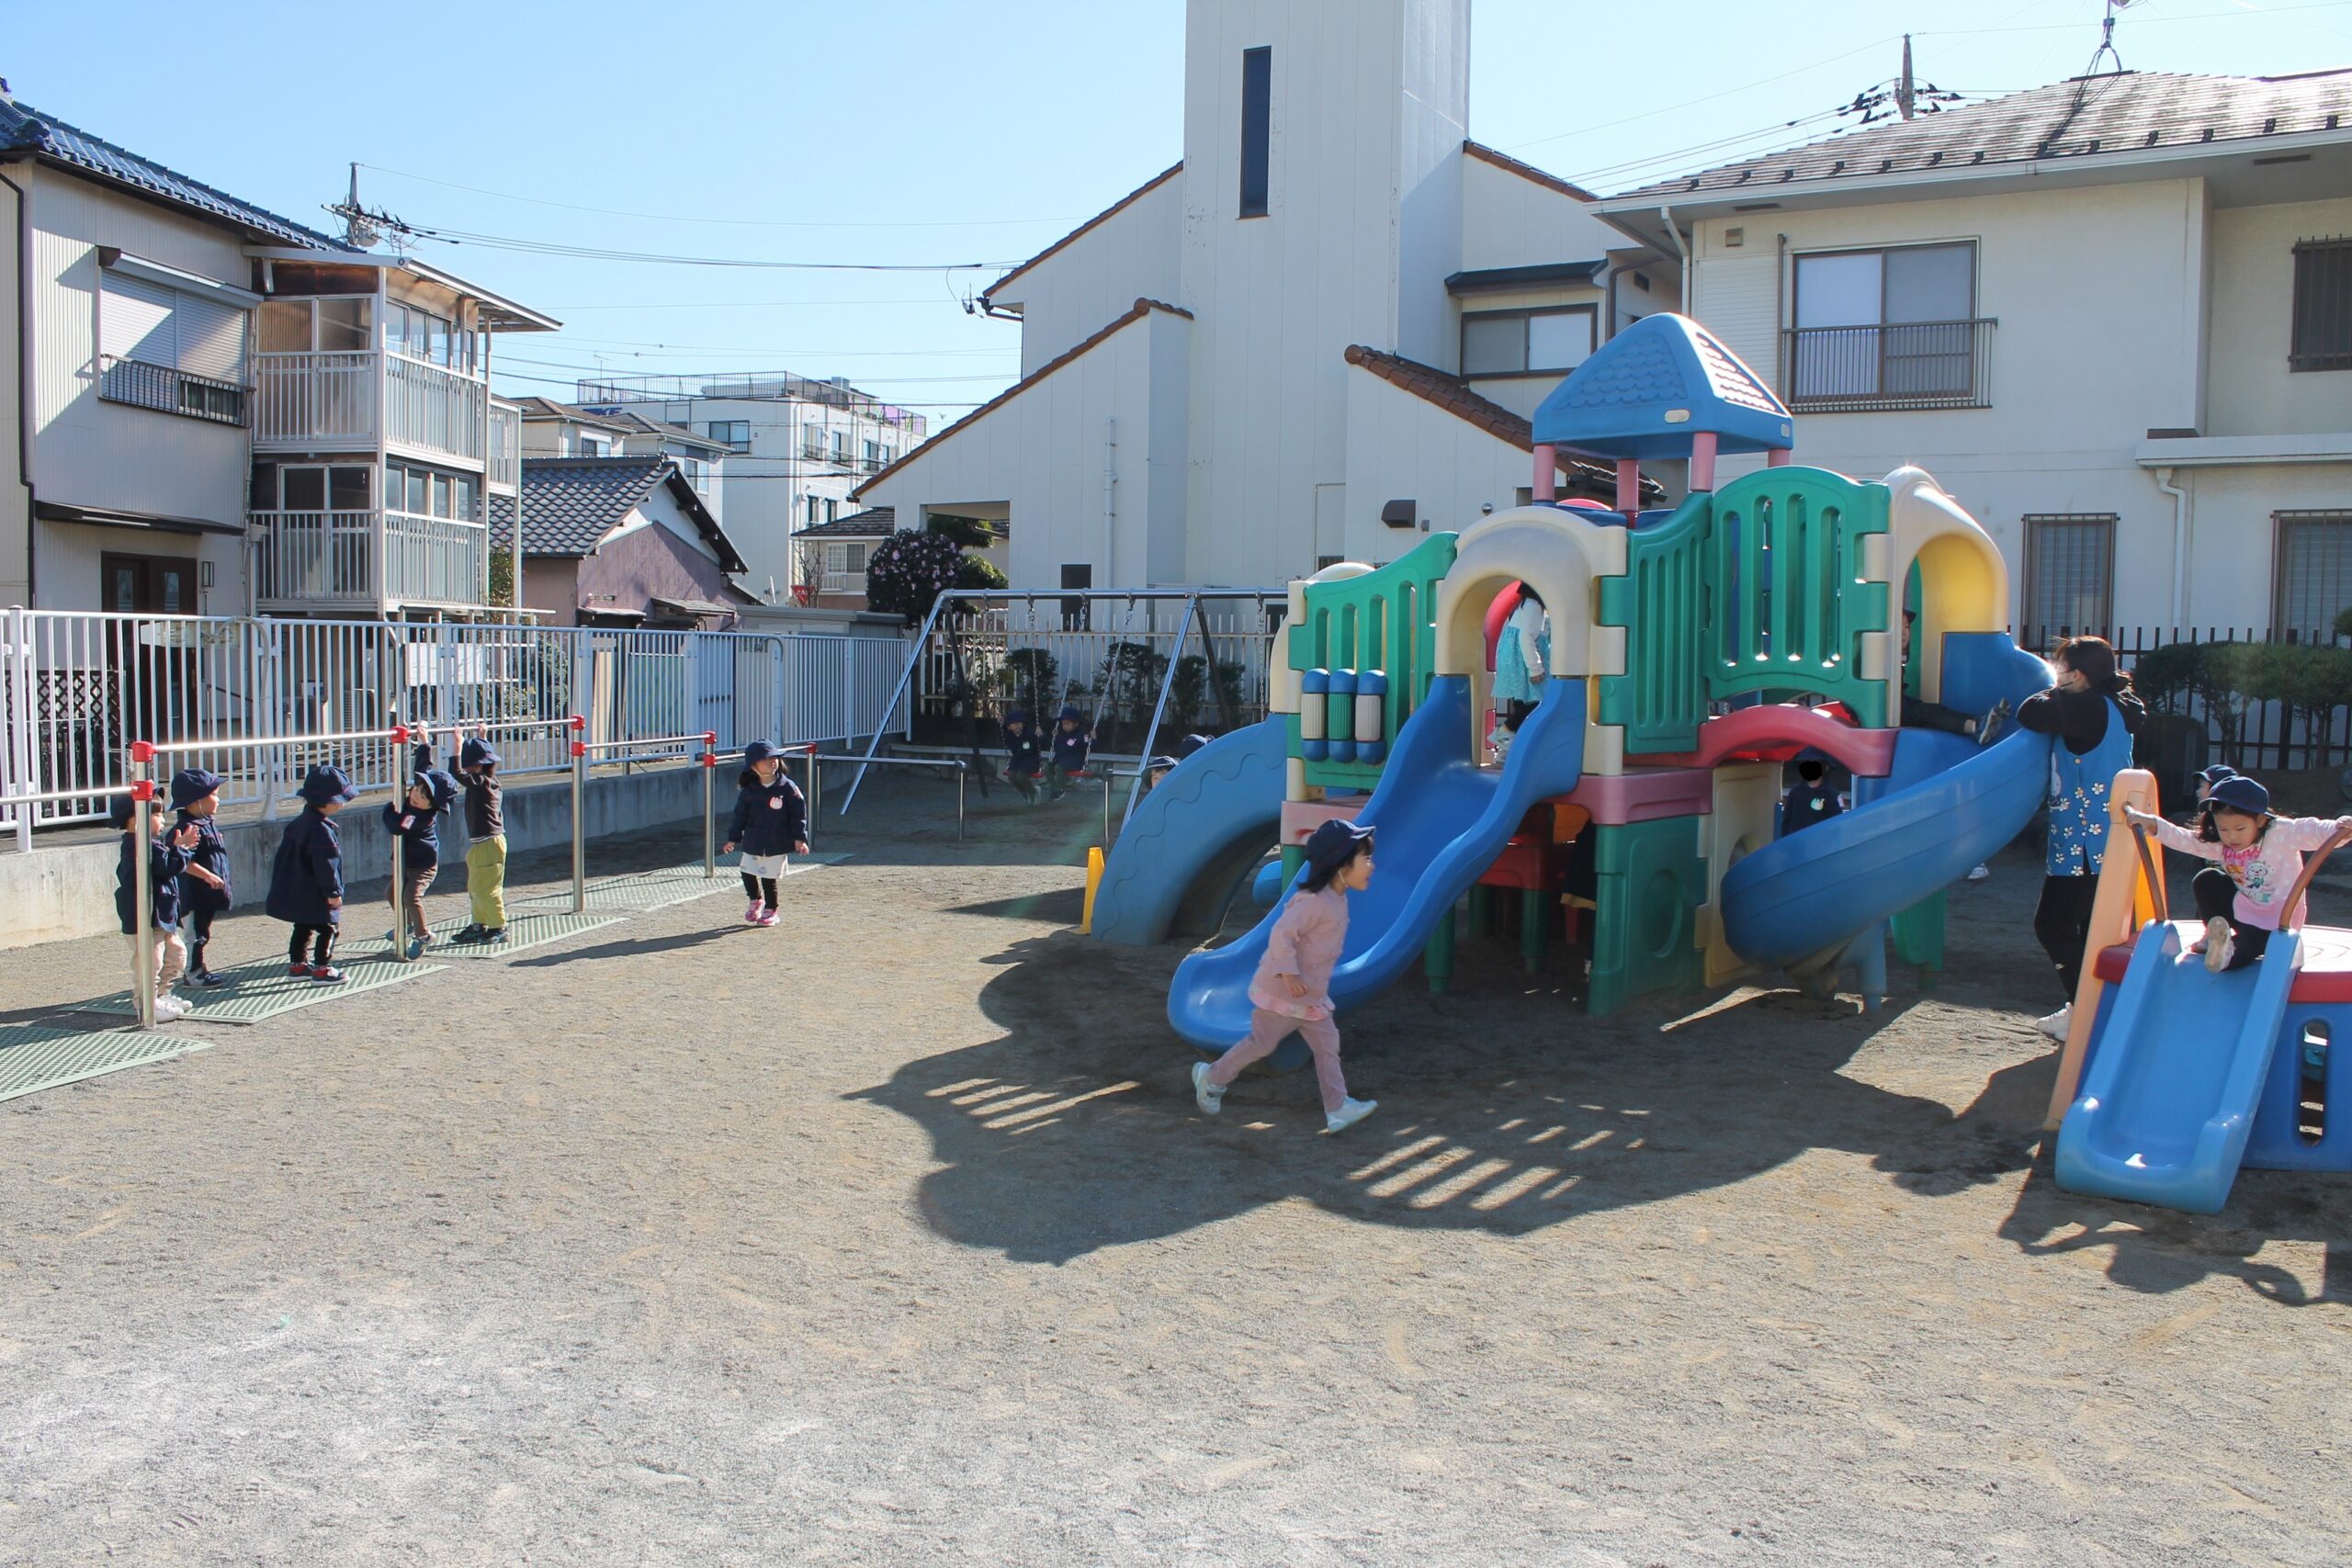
left=7, top=0, right=2343, bottom=425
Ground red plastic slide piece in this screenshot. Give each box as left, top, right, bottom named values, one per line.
left=1632, top=703, right=1897, bottom=777
left=2094, top=923, right=2352, bottom=1003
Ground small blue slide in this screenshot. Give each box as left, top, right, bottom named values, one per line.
left=2054, top=922, right=2296, bottom=1213
left=1089, top=718, right=1286, bottom=947
left=1166, top=674, right=1587, bottom=1051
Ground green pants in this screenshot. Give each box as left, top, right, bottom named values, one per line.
left=466, top=836, right=507, bottom=929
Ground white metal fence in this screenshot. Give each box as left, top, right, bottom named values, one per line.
left=1, top=608, right=909, bottom=846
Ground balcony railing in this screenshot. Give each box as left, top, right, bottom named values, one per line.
left=820, top=571, right=868, bottom=595
left=254, top=349, right=489, bottom=464
left=488, top=400, right=522, bottom=492
left=252, top=508, right=489, bottom=610
left=97, top=355, right=249, bottom=426
left=1780, top=318, right=1996, bottom=412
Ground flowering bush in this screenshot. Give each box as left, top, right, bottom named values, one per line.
left=864, top=530, right=967, bottom=626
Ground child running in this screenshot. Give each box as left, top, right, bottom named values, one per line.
left=383, top=755, right=460, bottom=958
left=114, top=790, right=199, bottom=1021
left=2125, top=774, right=2352, bottom=973
left=1001, top=707, right=1044, bottom=803
left=1191, top=818, right=1380, bottom=1134
left=266, top=764, right=354, bottom=983
left=170, top=768, right=232, bottom=987
left=1047, top=705, right=1093, bottom=799
left=721, top=739, right=808, bottom=928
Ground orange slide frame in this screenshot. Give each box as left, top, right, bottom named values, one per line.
left=2041, top=768, right=2165, bottom=1132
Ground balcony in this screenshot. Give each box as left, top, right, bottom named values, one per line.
left=97, top=355, right=249, bottom=426
left=252, top=508, right=490, bottom=613
left=488, top=399, right=522, bottom=493
left=254, top=350, right=489, bottom=464
left=1780, top=318, right=1996, bottom=413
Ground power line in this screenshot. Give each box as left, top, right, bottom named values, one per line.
left=497, top=352, right=1013, bottom=386
left=544, top=334, right=1017, bottom=357
left=356, top=164, right=1087, bottom=230
left=484, top=363, right=983, bottom=408
left=401, top=223, right=1019, bottom=273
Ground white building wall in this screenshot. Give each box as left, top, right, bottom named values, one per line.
left=997, top=175, right=1183, bottom=376
left=25, top=167, right=254, bottom=613
left=1456, top=154, right=1620, bottom=277
left=2209, top=195, right=2352, bottom=439
left=1339, top=367, right=1532, bottom=566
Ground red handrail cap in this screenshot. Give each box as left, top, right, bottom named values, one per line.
left=132, top=779, right=155, bottom=801
left=569, top=715, right=587, bottom=731
left=571, top=740, right=586, bottom=758
left=129, top=740, right=157, bottom=764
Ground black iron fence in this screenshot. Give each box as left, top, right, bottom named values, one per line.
left=1781, top=318, right=1996, bottom=412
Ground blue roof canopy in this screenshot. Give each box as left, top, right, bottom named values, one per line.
left=1532, top=312, right=1794, bottom=462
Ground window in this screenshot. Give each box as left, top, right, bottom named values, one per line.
left=1238, top=46, right=1272, bottom=219
left=98, top=266, right=249, bottom=425
left=101, top=552, right=195, bottom=615
left=1461, top=306, right=1597, bottom=377
left=825, top=499, right=840, bottom=524
left=1061, top=562, right=1092, bottom=629
left=805, top=495, right=821, bottom=526
left=2290, top=238, right=2352, bottom=372
left=708, top=420, right=751, bottom=452
left=2021, top=513, right=2115, bottom=640
left=2274, top=511, right=2352, bottom=640
left=261, top=463, right=372, bottom=514
left=385, top=301, right=455, bottom=366
left=824, top=541, right=869, bottom=578
left=864, top=438, right=884, bottom=471
left=831, top=431, right=851, bottom=463
left=1788, top=242, right=1984, bottom=408
left=380, top=462, right=480, bottom=521
left=803, top=424, right=826, bottom=458
left=575, top=431, right=611, bottom=457
left=679, top=456, right=706, bottom=492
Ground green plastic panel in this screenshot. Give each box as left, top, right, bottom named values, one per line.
left=0, top=1023, right=211, bottom=1102
left=1703, top=467, right=1891, bottom=726
left=1597, top=491, right=1713, bottom=753
left=1890, top=890, right=1945, bottom=975
left=1288, top=533, right=1455, bottom=790
left=1589, top=815, right=1706, bottom=1019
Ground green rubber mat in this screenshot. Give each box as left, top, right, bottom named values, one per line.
left=343, top=911, right=621, bottom=962
left=0, top=1023, right=212, bottom=1102
left=77, top=957, right=445, bottom=1026
left=515, top=855, right=846, bottom=915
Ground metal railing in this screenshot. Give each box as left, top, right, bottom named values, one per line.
left=97, top=355, right=248, bottom=426
left=254, top=350, right=375, bottom=446
left=387, top=351, right=487, bottom=462
left=1780, top=318, right=1996, bottom=412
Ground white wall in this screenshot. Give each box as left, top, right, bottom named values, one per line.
left=1457, top=152, right=1621, bottom=276
left=1339, top=364, right=1534, bottom=566
left=25, top=166, right=254, bottom=613
left=998, top=173, right=1182, bottom=377
left=2209, top=195, right=2352, bottom=439
left=0, top=170, right=23, bottom=607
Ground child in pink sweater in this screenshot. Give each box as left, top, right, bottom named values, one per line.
left=1192, top=819, right=1380, bottom=1134
left=2125, top=773, right=2352, bottom=973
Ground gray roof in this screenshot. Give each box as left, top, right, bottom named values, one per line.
left=0, top=96, right=348, bottom=249
left=504, top=455, right=747, bottom=572
left=792, top=506, right=897, bottom=540
left=506, top=395, right=638, bottom=434
left=603, top=408, right=732, bottom=455
left=1605, top=69, right=2352, bottom=203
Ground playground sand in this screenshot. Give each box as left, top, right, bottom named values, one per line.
left=2, top=773, right=2346, bottom=1567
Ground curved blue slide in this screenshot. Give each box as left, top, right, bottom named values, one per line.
left=1090, top=718, right=1286, bottom=947
left=1167, top=675, right=1587, bottom=1051
left=1721, top=632, right=2055, bottom=971
left=2054, top=922, right=2295, bottom=1213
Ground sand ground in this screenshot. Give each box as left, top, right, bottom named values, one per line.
left=2, top=771, right=2346, bottom=1566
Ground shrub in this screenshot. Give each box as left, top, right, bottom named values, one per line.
left=864, top=530, right=966, bottom=626
left=1001, top=649, right=1060, bottom=717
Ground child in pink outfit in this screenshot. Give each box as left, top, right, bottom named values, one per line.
left=1192, top=819, right=1380, bottom=1134
left=2126, top=772, right=2352, bottom=973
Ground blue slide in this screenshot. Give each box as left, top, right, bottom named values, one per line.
left=2054, top=922, right=2295, bottom=1213
left=1090, top=718, right=1286, bottom=947
left=1720, top=632, right=2055, bottom=972
left=1167, top=674, right=1587, bottom=1051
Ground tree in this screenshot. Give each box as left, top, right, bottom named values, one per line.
left=863, top=530, right=967, bottom=626
left=793, top=536, right=829, bottom=604
left=924, top=513, right=997, bottom=550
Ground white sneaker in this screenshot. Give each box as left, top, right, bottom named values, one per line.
left=152, top=995, right=191, bottom=1022
left=1191, top=1061, right=1224, bottom=1115
left=2204, top=916, right=2234, bottom=975
left=1966, top=863, right=1991, bottom=883
left=2035, top=1003, right=2072, bottom=1042
left=1324, top=1097, right=1378, bottom=1134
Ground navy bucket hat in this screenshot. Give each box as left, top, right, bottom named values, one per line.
left=742, top=739, right=789, bottom=765
left=1058, top=704, right=1083, bottom=723
left=2197, top=763, right=2239, bottom=787
left=169, top=768, right=224, bottom=809
left=2206, top=774, right=2271, bottom=818
left=1302, top=818, right=1374, bottom=878
left=299, top=764, right=358, bottom=806
left=108, top=792, right=142, bottom=829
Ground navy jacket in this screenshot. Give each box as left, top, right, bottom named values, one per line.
left=727, top=771, right=808, bottom=858
left=383, top=757, right=460, bottom=870
left=174, top=811, right=232, bottom=913
left=266, top=807, right=345, bottom=926
left=416, top=741, right=503, bottom=840
left=1003, top=723, right=1044, bottom=777
left=1781, top=780, right=1844, bottom=837
left=117, top=831, right=191, bottom=934
left=1051, top=726, right=1091, bottom=773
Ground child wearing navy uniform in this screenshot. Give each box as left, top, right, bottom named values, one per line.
left=170, top=768, right=232, bottom=986
left=383, top=752, right=460, bottom=957
left=115, top=791, right=199, bottom=1021
left=1001, top=708, right=1044, bottom=802
left=267, top=764, right=355, bottom=983
left=1047, top=705, right=1092, bottom=799
left=722, top=739, right=808, bottom=928
left=1781, top=760, right=1844, bottom=837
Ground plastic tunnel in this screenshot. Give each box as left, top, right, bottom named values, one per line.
left=1088, top=718, right=1286, bottom=947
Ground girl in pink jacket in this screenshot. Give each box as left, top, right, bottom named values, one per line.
left=2125, top=773, right=2352, bottom=973
left=1193, top=819, right=1380, bottom=1134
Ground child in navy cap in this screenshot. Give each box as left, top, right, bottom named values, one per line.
left=267, top=764, right=354, bottom=982
left=415, top=724, right=507, bottom=944
left=113, top=791, right=200, bottom=1021
left=722, top=740, right=808, bottom=928
left=2127, top=774, right=2352, bottom=973
left=169, top=768, right=232, bottom=986
left=1001, top=708, right=1043, bottom=803
left=1191, top=818, right=1380, bottom=1134
left=1047, top=705, right=1093, bottom=800
left=383, top=754, right=460, bottom=958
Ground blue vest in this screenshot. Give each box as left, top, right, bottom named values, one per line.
left=2045, top=696, right=2132, bottom=875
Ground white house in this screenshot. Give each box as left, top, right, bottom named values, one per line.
left=574, top=372, right=926, bottom=606
left=1596, top=68, right=2352, bottom=643
left=853, top=0, right=1670, bottom=593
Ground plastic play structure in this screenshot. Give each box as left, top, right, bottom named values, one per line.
left=1092, top=312, right=2060, bottom=1057
left=2045, top=770, right=2352, bottom=1213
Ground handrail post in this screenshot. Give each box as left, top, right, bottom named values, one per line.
left=803, top=750, right=819, bottom=850
left=957, top=762, right=967, bottom=842
left=570, top=720, right=587, bottom=916
left=129, top=742, right=156, bottom=1030
left=840, top=588, right=951, bottom=818
left=1123, top=592, right=1198, bottom=834
left=389, top=723, right=411, bottom=962
left=701, top=734, right=718, bottom=880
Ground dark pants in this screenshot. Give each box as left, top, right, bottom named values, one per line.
left=2034, top=874, right=2100, bottom=998
left=1007, top=767, right=1039, bottom=800
left=1902, top=694, right=1974, bottom=737
left=187, top=907, right=218, bottom=974
left=389, top=861, right=436, bottom=938
left=741, top=873, right=780, bottom=908
left=287, top=923, right=336, bottom=967
left=2192, top=866, right=2270, bottom=969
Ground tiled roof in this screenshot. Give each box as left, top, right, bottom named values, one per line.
left=1445, top=260, right=1604, bottom=294
left=0, top=97, right=347, bottom=249
left=854, top=298, right=1193, bottom=499
left=1463, top=140, right=1599, bottom=202
left=1342, top=345, right=1665, bottom=502
left=982, top=164, right=1183, bottom=304
left=793, top=507, right=897, bottom=540
left=507, top=395, right=637, bottom=434
left=1606, top=69, right=2352, bottom=203
left=508, top=455, right=747, bottom=571
left=605, top=408, right=731, bottom=453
